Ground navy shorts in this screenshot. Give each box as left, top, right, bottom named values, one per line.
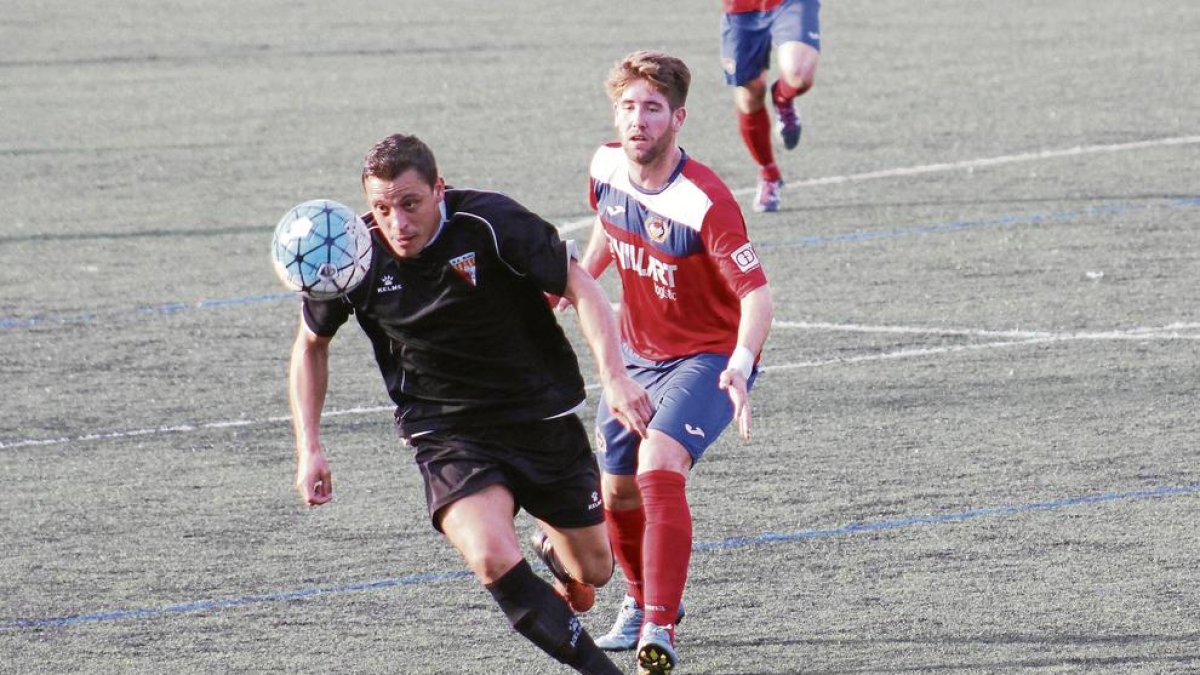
left=407, top=415, right=605, bottom=532
left=595, top=348, right=758, bottom=475
left=722, top=0, right=822, bottom=86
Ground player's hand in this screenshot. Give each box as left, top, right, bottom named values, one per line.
left=605, top=374, right=653, bottom=438
left=296, top=447, right=333, bottom=506
left=719, top=368, right=752, bottom=440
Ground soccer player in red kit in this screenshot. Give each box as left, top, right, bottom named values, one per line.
left=577, top=51, right=775, bottom=674
left=722, top=0, right=822, bottom=212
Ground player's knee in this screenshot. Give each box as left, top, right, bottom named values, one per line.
left=603, top=490, right=640, bottom=512
left=781, top=57, right=817, bottom=94
left=601, top=474, right=641, bottom=510
left=637, top=434, right=693, bottom=474
left=786, top=73, right=814, bottom=95
left=576, top=550, right=615, bottom=587
left=460, top=543, right=524, bottom=584
left=778, top=41, right=819, bottom=90
left=735, top=87, right=766, bottom=113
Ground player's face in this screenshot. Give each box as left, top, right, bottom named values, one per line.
left=364, top=169, right=445, bottom=259
left=613, top=78, right=684, bottom=167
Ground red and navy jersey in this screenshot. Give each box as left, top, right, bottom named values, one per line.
left=589, top=143, right=767, bottom=362
left=303, top=188, right=586, bottom=436
left=724, top=0, right=783, bottom=13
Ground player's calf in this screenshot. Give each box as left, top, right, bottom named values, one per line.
left=532, top=530, right=598, bottom=613
left=486, top=560, right=621, bottom=674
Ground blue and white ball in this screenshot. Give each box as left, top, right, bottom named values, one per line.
left=271, top=199, right=372, bottom=300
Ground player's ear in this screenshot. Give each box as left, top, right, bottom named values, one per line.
left=672, top=106, right=686, bottom=131
left=433, top=176, right=446, bottom=200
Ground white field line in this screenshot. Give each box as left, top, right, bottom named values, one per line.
left=557, top=134, right=1200, bottom=233
left=767, top=336, right=1062, bottom=370
left=2, top=320, right=1196, bottom=451
left=773, top=320, right=1200, bottom=341
left=764, top=321, right=1200, bottom=371
left=0, top=407, right=391, bottom=451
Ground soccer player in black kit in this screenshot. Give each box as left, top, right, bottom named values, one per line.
left=287, top=134, right=653, bottom=674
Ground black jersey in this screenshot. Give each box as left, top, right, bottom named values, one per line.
left=302, top=188, right=586, bottom=436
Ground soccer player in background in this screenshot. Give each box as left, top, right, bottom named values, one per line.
left=287, top=133, right=654, bottom=674
left=578, top=51, right=775, bottom=674
left=723, top=0, right=821, bottom=213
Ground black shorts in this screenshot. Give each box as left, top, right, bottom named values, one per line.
left=406, top=415, right=605, bottom=532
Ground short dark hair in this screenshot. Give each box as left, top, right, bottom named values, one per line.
left=606, top=50, right=691, bottom=110
left=361, top=134, right=439, bottom=186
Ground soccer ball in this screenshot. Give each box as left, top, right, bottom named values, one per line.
left=271, top=199, right=372, bottom=300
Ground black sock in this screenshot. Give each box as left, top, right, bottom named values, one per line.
left=485, top=560, right=621, bottom=675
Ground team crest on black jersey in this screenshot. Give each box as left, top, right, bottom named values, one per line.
left=645, top=214, right=670, bottom=243
left=450, top=252, right=478, bottom=287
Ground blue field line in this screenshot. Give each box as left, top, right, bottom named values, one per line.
left=693, top=483, right=1200, bottom=552
left=135, top=293, right=295, bottom=314
left=3, top=482, right=1196, bottom=632
left=1, top=570, right=474, bottom=631
left=1, top=197, right=1196, bottom=332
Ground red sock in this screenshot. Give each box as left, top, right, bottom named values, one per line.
left=772, top=78, right=803, bottom=104
left=737, top=109, right=780, bottom=181
left=605, top=506, right=645, bottom=605
left=637, top=470, right=691, bottom=639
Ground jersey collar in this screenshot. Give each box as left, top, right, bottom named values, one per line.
left=627, top=148, right=688, bottom=196
left=420, top=199, right=450, bottom=252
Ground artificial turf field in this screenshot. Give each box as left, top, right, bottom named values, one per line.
left=2, top=1, right=1199, bottom=673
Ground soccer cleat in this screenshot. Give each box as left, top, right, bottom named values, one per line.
left=636, top=622, right=678, bottom=674
left=530, top=531, right=596, bottom=613
left=595, top=595, right=686, bottom=651
left=753, top=178, right=783, bottom=213
left=771, top=81, right=802, bottom=150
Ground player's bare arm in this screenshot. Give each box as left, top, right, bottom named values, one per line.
left=563, top=260, right=653, bottom=436
left=580, top=215, right=614, bottom=279
left=719, top=285, right=774, bottom=440
left=288, top=321, right=334, bottom=506
left=555, top=217, right=613, bottom=311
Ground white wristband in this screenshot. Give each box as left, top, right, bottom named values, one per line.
left=726, top=345, right=755, bottom=380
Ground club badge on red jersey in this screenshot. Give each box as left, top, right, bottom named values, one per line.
left=645, top=214, right=670, bottom=243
